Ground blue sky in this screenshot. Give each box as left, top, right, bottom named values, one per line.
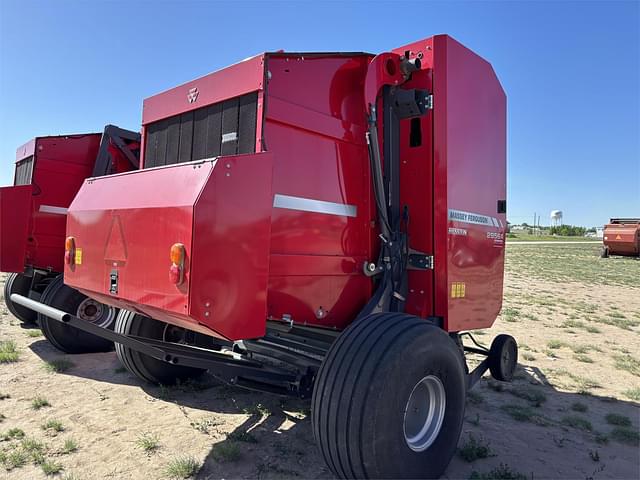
left=0, top=0, right=638, bottom=227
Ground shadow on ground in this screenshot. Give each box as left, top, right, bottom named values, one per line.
left=28, top=340, right=639, bottom=480
left=29, top=338, right=328, bottom=479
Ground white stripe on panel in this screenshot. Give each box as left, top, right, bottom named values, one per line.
left=39, top=205, right=68, bottom=215
left=273, top=194, right=357, bottom=218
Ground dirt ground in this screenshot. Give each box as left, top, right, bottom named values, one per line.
left=1, top=243, right=639, bottom=480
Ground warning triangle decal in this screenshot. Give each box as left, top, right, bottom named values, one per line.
left=104, top=215, right=128, bottom=262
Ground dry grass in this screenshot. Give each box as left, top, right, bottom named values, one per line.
left=166, top=455, right=200, bottom=478
left=136, top=432, right=160, bottom=453
left=605, top=413, right=632, bottom=427
left=610, top=427, right=639, bottom=446
left=622, top=387, right=640, bottom=401
left=63, top=438, right=79, bottom=454
left=458, top=434, right=493, bottom=462
left=31, top=395, right=51, bottom=410
left=212, top=441, right=241, bottom=462
left=561, top=415, right=592, bottom=431
left=505, top=243, right=639, bottom=287
left=43, top=358, right=74, bottom=373
left=0, top=340, right=19, bottom=363
left=41, top=419, right=64, bottom=434
left=612, top=354, right=640, bottom=376
left=469, top=463, right=528, bottom=480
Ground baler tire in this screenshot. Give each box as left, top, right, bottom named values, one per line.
left=3, top=273, right=38, bottom=324
left=38, top=276, right=116, bottom=354
left=114, top=310, right=205, bottom=385
left=600, top=246, right=609, bottom=258
left=311, top=313, right=466, bottom=479
left=488, top=334, right=518, bottom=382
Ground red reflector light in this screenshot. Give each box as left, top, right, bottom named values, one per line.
left=169, top=263, right=182, bottom=284
left=65, top=237, right=76, bottom=265
left=169, top=243, right=186, bottom=285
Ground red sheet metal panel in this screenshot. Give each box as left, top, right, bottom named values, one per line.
left=431, top=35, right=507, bottom=332
left=26, top=135, right=101, bottom=272
left=0, top=134, right=101, bottom=274
left=189, top=153, right=273, bottom=340
left=0, top=185, right=32, bottom=272
left=142, top=54, right=265, bottom=125
left=263, top=54, right=374, bottom=329
left=65, top=153, right=273, bottom=340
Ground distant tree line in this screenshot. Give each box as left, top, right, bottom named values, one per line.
left=549, top=224, right=587, bottom=236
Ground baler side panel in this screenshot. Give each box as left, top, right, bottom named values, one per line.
left=0, top=185, right=32, bottom=272
left=65, top=164, right=211, bottom=325
left=27, top=135, right=101, bottom=271
left=189, top=153, right=274, bottom=340
left=433, top=35, right=507, bottom=332
left=263, top=55, right=374, bottom=329
left=66, top=155, right=274, bottom=341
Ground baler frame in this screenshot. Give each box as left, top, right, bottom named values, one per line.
left=10, top=292, right=330, bottom=398
left=10, top=289, right=498, bottom=397
left=359, top=76, right=435, bottom=319
left=91, top=125, right=142, bottom=177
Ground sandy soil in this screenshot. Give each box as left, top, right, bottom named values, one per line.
left=1, top=246, right=639, bottom=480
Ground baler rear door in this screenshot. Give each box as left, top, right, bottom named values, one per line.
left=0, top=185, right=32, bottom=272
left=65, top=153, right=273, bottom=340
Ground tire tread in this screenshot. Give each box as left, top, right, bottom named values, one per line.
left=312, top=313, right=465, bottom=479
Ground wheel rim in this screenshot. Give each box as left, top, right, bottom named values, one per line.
left=403, top=375, right=446, bottom=452
left=76, top=298, right=115, bottom=328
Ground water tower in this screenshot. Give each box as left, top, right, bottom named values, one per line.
left=550, top=210, right=563, bottom=227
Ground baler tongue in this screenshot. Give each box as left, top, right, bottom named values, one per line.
left=65, top=153, right=274, bottom=340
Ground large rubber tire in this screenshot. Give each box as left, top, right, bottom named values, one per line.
left=312, top=313, right=467, bottom=479
left=114, top=310, right=205, bottom=385
left=39, top=276, right=116, bottom=354
left=600, top=246, right=609, bottom=258
left=3, top=273, right=37, bottom=324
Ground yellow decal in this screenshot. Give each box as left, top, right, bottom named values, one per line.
left=75, top=248, right=83, bottom=265
left=451, top=282, right=466, bottom=298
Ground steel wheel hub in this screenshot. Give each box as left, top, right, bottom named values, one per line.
left=403, top=375, right=446, bottom=452
left=76, top=298, right=115, bottom=328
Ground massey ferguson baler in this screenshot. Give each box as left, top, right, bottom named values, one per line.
left=10, top=35, right=516, bottom=479
left=1, top=127, right=140, bottom=351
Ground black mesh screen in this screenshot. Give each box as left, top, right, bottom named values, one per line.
left=14, top=155, right=34, bottom=185
left=144, top=92, right=258, bottom=169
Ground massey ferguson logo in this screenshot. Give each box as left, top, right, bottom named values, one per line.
left=187, top=87, right=199, bottom=103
